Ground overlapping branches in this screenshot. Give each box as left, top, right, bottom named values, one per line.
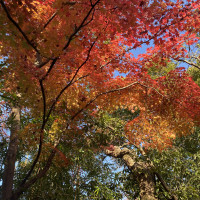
left=3, top=0, right=198, bottom=198
left=15, top=0, right=101, bottom=193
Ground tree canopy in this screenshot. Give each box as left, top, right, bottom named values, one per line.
left=0, top=0, right=200, bottom=199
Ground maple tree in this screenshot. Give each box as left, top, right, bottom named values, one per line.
left=0, top=0, right=200, bottom=199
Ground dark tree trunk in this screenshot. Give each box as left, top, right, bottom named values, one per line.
left=2, top=105, right=20, bottom=200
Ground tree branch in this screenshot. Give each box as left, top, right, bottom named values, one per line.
left=43, top=2, right=76, bottom=29
left=19, top=80, right=47, bottom=186
left=19, top=34, right=98, bottom=187
left=191, top=56, right=200, bottom=62
left=41, top=58, right=58, bottom=81
left=37, top=58, right=52, bottom=69
left=15, top=2, right=100, bottom=189
left=12, top=144, right=58, bottom=199
left=155, top=172, right=178, bottom=200
left=43, top=11, right=58, bottom=29
left=178, top=59, right=200, bottom=70
left=70, top=79, right=167, bottom=121
left=0, top=0, right=40, bottom=54
left=45, top=36, right=98, bottom=122
left=39, top=0, right=99, bottom=77
left=82, top=8, right=95, bottom=28
left=70, top=81, right=140, bottom=120
left=63, top=0, right=100, bottom=51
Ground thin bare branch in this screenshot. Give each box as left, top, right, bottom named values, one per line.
left=40, top=81, right=47, bottom=129
left=89, top=0, right=93, bottom=6
left=70, top=82, right=139, bottom=120
left=39, top=0, right=99, bottom=76
left=155, top=172, right=178, bottom=200
left=41, top=58, right=58, bottom=81
left=72, top=74, right=90, bottom=84
left=20, top=80, right=47, bottom=186
left=138, top=82, right=165, bottom=97
left=82, top=8, right=95, bottom=28
left=46, top=36, right=98, bottom=122
left=43, top=2, right=76, bottom=29
left=63, top=0, right=100, bottom=51
left=178, top=59, right=200, bottom=70
left=43, top=11, right=58, bottom=29
left=37, top=58, right=52, bottom=68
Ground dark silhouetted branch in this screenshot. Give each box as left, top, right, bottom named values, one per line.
left=0, top=0, right=40, bottom=54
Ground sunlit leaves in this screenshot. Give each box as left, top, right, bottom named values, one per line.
left=1, top=2, right=200, bottom=196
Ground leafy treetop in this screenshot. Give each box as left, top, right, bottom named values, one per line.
left=0, top=0, right=200, bottom=151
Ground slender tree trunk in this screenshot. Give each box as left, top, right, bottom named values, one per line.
left=2, top=105, right=20, bottom=200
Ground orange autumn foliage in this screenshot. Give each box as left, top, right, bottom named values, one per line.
left=0, top=0, right=200, bottom=157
